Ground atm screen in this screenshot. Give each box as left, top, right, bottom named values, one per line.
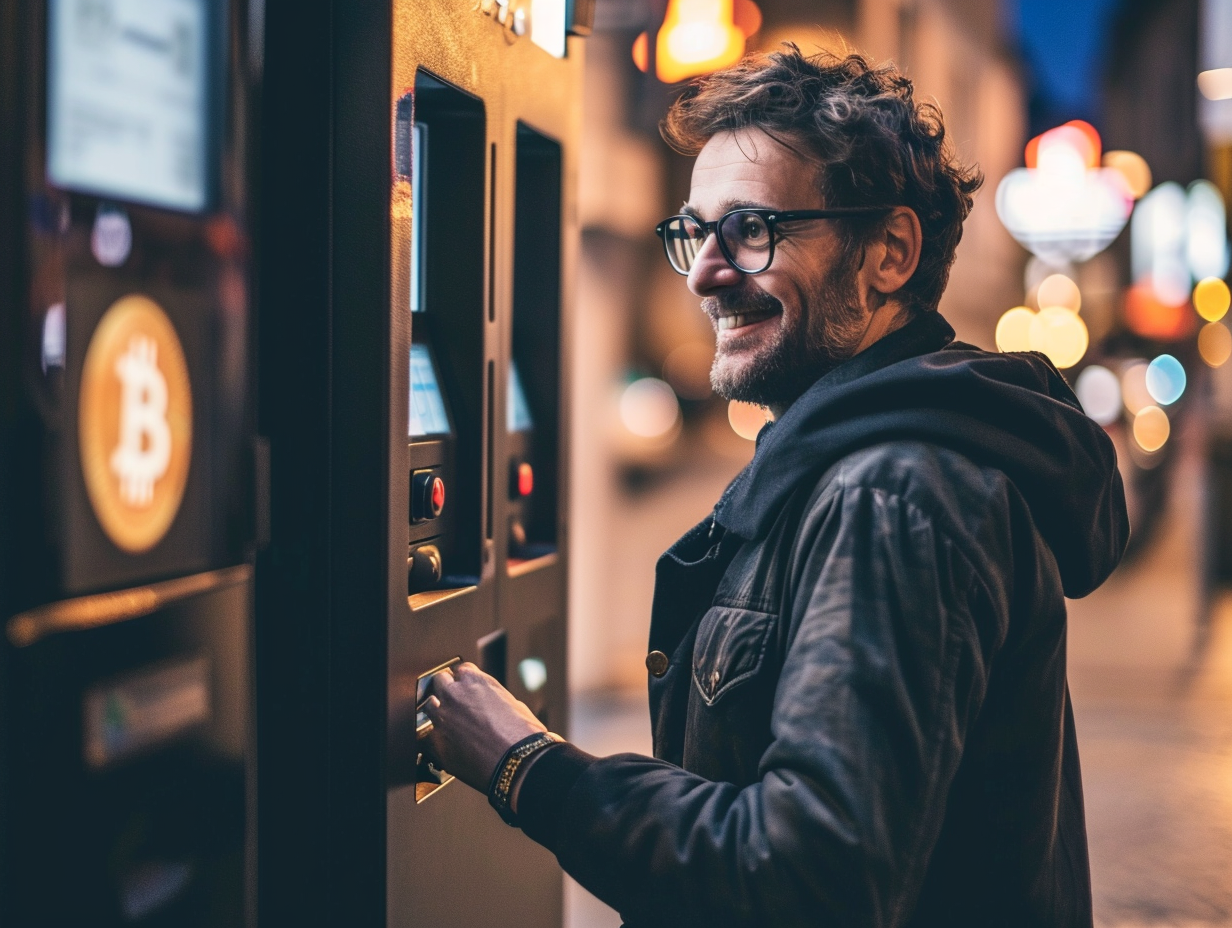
left=410, top=122, right=427, bottom=314
left=46, top=0, right=211, bottom=212
left=409, top=343, right=451, bottom=437
left=508, top=362, right=534, bottom=432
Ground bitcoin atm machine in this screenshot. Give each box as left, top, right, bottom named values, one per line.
left=255, top=0, right=585, bottom=923
left=0, top=0, right=257, bottom=924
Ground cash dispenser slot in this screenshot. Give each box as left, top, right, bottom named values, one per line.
left=403, top=73, right=487, bottom=596
left=507, top=124, right=563, bottom=570
left=413, top=658, right=460, bottom=801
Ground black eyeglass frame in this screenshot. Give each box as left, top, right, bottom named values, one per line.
left=655, top=207, right=896, bottom=276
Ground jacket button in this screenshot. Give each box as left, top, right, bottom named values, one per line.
left=645, top=650, right=670, bottom=677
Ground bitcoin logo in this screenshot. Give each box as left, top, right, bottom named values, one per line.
left=80, top=295, right=192, bottom=553
left=110, top=335, right=172, bottom=505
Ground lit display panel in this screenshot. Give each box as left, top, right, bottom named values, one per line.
left=508, top=362, right=534, bottom=432
left=410, top=122, right=427, bottom=313
left=47, top=0, right=212, bottom=212
left=409, top=343, right=451, bottom=437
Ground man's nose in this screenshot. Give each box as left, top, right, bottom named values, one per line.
left=687, top=233, right=743, bottom=295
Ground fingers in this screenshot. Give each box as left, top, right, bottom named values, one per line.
left=417, top=695, right=441, bottom=746
left=431, top=667, right=456, bottom=689
left=453, top=661, right=487, bottom=681
left=422, top=667, right=456, bottom=707
left=426, top=662, right=492, bottom=704
left=418, top=696, right=444, bottom=764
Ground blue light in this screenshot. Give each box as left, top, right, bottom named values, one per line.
left=1145, top=354, right=1186, bottom=406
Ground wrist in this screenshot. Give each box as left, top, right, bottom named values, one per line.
left=487, top=732, right=564, bottom=826
left=508, top=741, right=556, bottom=815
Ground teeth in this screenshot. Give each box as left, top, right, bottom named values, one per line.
left=718, top=314, right=763, bottom=331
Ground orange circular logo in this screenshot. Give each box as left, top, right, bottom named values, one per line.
left=79, top=294, right=193, bottom=554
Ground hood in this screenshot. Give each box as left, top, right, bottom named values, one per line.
left=714, top=312, right=1129, bottom=598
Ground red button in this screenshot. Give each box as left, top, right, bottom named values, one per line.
left=517, top=463, right=534, bottom=497
left=430, top=477, right=446, bottom=516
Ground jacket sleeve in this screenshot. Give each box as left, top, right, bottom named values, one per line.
left=516, top=472, right=1009, bottom=928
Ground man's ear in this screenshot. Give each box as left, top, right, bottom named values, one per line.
left=866, top=207, right=922, bottom=297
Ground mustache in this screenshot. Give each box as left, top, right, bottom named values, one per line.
left=702, top=289, right=784, bottom=322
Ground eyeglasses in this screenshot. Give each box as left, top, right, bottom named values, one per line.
left=655, top=207, right=894, bottom=276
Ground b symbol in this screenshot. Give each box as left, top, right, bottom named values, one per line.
left=80, top=295, right=192, bottom=553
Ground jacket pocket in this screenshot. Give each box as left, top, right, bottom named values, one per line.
left=691, top=605, right=776, bottom=707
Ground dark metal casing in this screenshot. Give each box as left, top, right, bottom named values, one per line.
left=0, top=0, right=258, bottom=922
left=257, top=0, right=579, bottom=924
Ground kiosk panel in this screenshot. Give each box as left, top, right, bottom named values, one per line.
left=402, top=74, right=487, bottom=592
left=507, top=124, right=563, bottom=562
left=1, top=0, right=254, bottom=922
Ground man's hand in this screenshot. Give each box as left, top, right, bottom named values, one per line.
left=419, top=662, right=546, bottom=793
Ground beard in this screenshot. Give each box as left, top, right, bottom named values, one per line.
left=705, top=261, right=868, bottom=408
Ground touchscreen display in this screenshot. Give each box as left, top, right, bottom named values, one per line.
left=409, top=343, right=451, bottom=437
left=410, top=122, right=427, bottom=313
left=47, top=0, right=211, bottom=212
left=508, top=362, right=534, bottom=432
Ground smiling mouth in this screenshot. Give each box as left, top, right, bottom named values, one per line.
left=717, top=311, right=778, bottom=332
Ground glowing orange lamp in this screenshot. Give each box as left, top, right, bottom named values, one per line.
left=632, top=0, right=757, bottom=82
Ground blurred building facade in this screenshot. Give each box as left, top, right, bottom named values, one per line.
left=568, top=0, right=1030, bottom=692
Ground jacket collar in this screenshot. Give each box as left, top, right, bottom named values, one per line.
left=714, top=311, right=955, bottom=540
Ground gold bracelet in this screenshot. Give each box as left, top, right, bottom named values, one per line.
left=488, top=731, right=564, bottom=825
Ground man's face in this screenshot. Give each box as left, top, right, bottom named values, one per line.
left=686, top=128, right=871, bottom=409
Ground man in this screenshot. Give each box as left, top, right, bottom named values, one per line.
left=422, top=48, right=1128, bottom=927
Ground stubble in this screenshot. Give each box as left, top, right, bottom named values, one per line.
left=706, top=260, right=868, bottom=408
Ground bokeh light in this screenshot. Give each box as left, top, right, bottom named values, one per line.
left=1075, top=365, right=1121, bottom=425
left=1102, top=150, right=1152, bottom=200
left=731, top=0, right=762, bottom=36
left=1145, top=354, right=1186, bottom=405
left=995, top=306, right=1036, bottom=352
left=662, top=341, right=714, bottom=400
left=1198, top=68, right=1232, bottom=101
left=632, top=32, right=649, bottom=71
left=620, top=377, right=680, bottom=438
left=727, top=400, right=766, bottom=441
left=1121, top=361, right=1153, bottom=415
left=1037, top=273, right=1082, bottom=312
left=1028, top=306, right=1088, bottom=368
left=1193, top=277, right=1231, bottom=322
left=1025, top=121, right=1101, bottom=170
left=1186, top=181, right=1230, bottom=282
left=997, top=127, right=1133, bottom=265
left=1199, top=322, right=1232, bottom=368
left=1124, top=281, right=1196, bottom=340
left=1132, top=183, right=1190, bottom=306
left=1132, top=405, right=1170, bottom=452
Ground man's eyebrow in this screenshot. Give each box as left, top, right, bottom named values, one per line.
left=680, top=198, right=774, bottom=220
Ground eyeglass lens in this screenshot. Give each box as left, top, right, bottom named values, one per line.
left=664, top=216, right=705, bottom=274
left=662, top=211, right=773, bottom=275
left=720, top=211, right=772, bottom=273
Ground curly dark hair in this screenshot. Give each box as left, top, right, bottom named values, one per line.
left=661, top=46, right=983, bottom=314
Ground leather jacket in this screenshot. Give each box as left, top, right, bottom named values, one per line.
left=517, top=312, right=1129, bottom=928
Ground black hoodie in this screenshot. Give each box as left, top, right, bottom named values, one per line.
left=717, top=310, right=1129, bottom=598
left=517, top=311, right=1128, bottom=928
